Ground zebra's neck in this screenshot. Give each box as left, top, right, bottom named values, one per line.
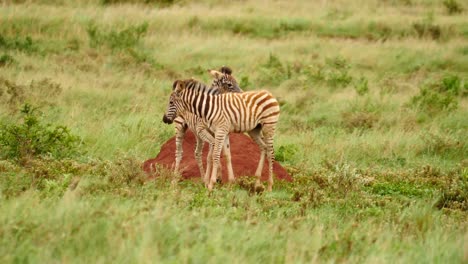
left=185, top=80, right=220, bottom=95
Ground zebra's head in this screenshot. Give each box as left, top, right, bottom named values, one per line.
left=162, top=80, right=186, bottom=124
left=208, top=66, right=243, bottom=94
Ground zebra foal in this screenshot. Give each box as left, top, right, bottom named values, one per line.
left=162, top=78, right=280, bottom=191
left=163, top=67, right=242, bottom=183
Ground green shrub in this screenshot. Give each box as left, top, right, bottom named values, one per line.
left=443, top=0, right=464, bottom=15
left=0, top=104, right=81, bottom=162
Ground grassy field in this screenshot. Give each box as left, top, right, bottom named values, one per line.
left=0, top=0, right=467, bottom=263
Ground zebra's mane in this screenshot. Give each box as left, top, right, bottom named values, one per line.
left=182, top=78, right=219, bottom=95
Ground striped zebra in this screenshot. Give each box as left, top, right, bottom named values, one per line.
left=162, top=77, right=280, bottom=191
left=164, top=67, right=242, bottom=183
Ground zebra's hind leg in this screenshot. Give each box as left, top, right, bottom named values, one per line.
left=262, top=125, right=277, bottom=192
left=194, top=136, right=205, bottom=180
left=222, top=136, right=235, bottom=183
left=248, top=128, right=267, bottom=190
left=204, top=144, right=213, bottom=186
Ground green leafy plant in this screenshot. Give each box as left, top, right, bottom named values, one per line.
left=0, top=104, right=81, bottom=162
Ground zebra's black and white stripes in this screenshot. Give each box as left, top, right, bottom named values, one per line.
left=163, top=78, right=280, bottom=191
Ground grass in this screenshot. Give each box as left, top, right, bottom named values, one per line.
left=0, top=0, right=467, bottom=263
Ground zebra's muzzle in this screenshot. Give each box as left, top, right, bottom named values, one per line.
left=162, top=115, right=173, bottom=124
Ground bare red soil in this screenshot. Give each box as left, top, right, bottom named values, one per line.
left=143, top=130, right=292, bottom=182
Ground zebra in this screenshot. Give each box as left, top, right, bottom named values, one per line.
left=164, top=67, right=242, bottom=184
left=162, top=77, right=280, bottom=191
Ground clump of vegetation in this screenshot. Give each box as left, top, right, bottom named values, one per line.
left=443, top=0, right=464, bottom=15
left=0, top=34, right=37, bottom=53
left=0, top=54, right=15, bottom=67
left=354, top=76, right=369, bottom=95
left=435, top=172, right=467, bottom=211
left=200, top=18, right=311, bottom=39
left=341, top=99, right=380, bottom=131
left=410, top=75, right=463, bottom=114
left=105, top=157, right=146, bottom=186
left=257, top=53, right=291, bottom=85
left=412, top=14, right=442, bottom=40
left=0, top=104, right=81, bottom=163
left=86, top=22, right=149, bottom=50
left=101, top=0, right=178, bottom=6
left=0, top=78, right=62, bottom=109
left=275, top=144, right=299, bottom=163
left=418, top=131, right=466, bottom=159
left=324, top=56, right=353, bottom=89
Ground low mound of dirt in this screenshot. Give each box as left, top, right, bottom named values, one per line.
left=143, top=130, right=292, bottom=182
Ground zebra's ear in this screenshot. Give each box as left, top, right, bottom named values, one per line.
left=207, top=69, right=223, bottom=79
left=172, top=80, right=179, bottom=90
left=220, top=66, right=232, bottom=75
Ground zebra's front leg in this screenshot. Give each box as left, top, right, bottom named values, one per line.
left=197, top=127, right=215, bottom=186
left=194, top=136, right=205, bottom=180
left=222, top=136, right=235, bottom=183
left=174, top=123, right=187, bottom=174
left=208, top=132, right=227, bottom=191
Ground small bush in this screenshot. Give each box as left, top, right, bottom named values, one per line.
left=0, top=54, right=14, bottom=67
left=443, top=0, right=464, bottom=15
left=0, top=104, right=81, bottom=162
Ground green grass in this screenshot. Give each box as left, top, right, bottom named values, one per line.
left=0, top=0, right=467, bottom=263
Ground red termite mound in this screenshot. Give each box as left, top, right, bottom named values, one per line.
left=142, top=130, right=292, bottom=182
